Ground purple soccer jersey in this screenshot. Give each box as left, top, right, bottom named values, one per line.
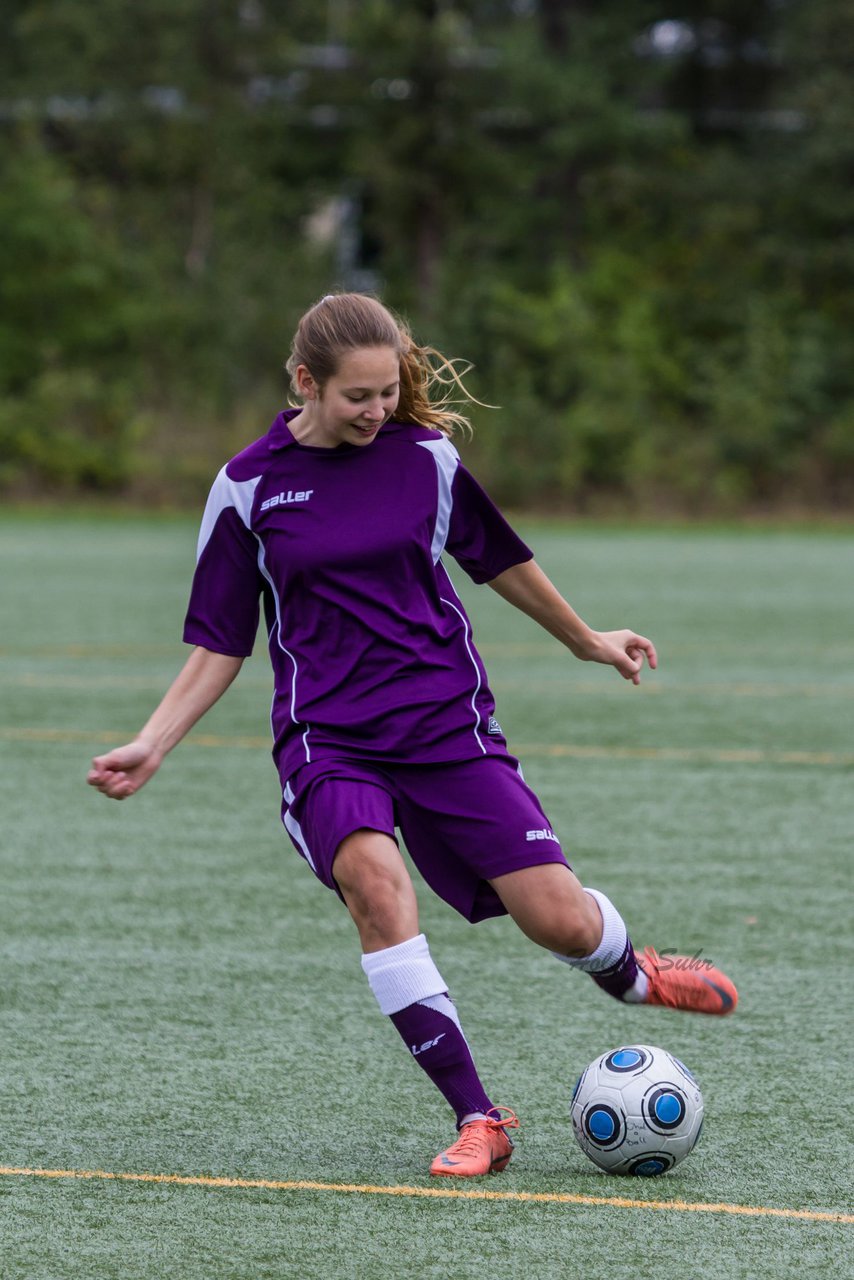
left=183, top=411, right=534, bottom=785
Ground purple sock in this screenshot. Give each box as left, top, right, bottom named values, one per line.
left=590, top=937, right=642, bottom=1001
left=389, top=995, right=494, bottom=1127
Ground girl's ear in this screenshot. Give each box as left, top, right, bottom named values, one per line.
left=294, top=363, right=319, bottom=400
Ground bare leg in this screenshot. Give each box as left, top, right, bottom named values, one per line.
left=490, top=863, right=603, bottom=956
left=332, top=829, right=420, bottom=952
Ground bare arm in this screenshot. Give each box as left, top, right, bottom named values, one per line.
left=488, top=559, right=657, bottom=685
left=87, top=646, right=245, bottom=799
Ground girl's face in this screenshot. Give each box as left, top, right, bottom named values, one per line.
left=294, top=346, right=401, bottom=448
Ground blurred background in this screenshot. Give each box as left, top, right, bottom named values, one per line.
left=1, top=0, right=852, bottom=515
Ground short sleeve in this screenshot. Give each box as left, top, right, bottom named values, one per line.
left=182, top=468, right=264, bottom=656
left=445, top=464, right=533, bottom=584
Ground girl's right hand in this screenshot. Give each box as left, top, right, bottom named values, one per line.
left=86, top=738, right=163, bottom=800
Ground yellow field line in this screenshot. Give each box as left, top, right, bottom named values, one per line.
left=2, top=644, right=555, bottom=659
left=496, top=680, right=854, bottom=700
left=517, top=743, right=854, bottom=767
left=0, top=1165, right=850, bottom=1223
left=0, top=645, right=179, bottom=658
left=2, top=725, right=852, bottom=768
left=1, top=640, right=852, bottom=662
left=6, top=671, right=853, bottom=699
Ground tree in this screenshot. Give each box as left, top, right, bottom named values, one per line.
left=1, top=0, right=852, bottom=507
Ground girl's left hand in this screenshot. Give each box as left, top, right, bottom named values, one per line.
left=583, top=630, right=658, bottom=685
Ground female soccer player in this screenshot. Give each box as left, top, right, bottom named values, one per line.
left=88, top=293, right=737, bottom=1178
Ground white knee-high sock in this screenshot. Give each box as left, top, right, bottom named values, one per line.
left=360, top=933, right=446, bottom=1014
left=552, top=889, right=649, bottom=1003
left=361, top=934, right=494, bottom=1125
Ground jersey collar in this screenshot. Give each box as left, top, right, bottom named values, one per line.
left=267, top=409, right=405, bottom=452
left=267, top=409, right=302, bottom=451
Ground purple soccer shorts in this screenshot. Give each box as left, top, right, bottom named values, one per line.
left=281, top=754, right=570, bottom=922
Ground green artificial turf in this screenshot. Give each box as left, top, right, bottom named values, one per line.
left=0, top=514, right=851, bottom=1278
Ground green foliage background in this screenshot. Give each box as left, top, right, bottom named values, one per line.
left=2, top=1, right=853, bottom=511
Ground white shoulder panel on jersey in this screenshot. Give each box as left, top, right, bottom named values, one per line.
left=416, top=436, right=460, bottom=563
left=196, top=467, right=262, bottom=561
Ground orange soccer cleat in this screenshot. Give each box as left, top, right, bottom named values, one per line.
left=639, top=946, right=738, bottom=1015
left=429, top=1107, right=519, bottom=1178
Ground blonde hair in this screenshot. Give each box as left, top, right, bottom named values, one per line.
left=286, top=293, right=485, bottom=437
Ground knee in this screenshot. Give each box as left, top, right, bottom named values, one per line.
left=528, top=890, right=603, bottom=957
left=340, top=859, right=411, bottom=924
left=555, top=892, right=603, bottom=958
left=493, top=865, right=604, bottom=957
left=333, top=830, right=418, bottom=950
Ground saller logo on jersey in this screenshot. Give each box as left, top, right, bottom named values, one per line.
left=526, top=828, right=559, bottom=843
left=260, top=489, right=314, bottom=510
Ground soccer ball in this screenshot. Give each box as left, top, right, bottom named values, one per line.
left=570, top=1044, right=704, bottom=1176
